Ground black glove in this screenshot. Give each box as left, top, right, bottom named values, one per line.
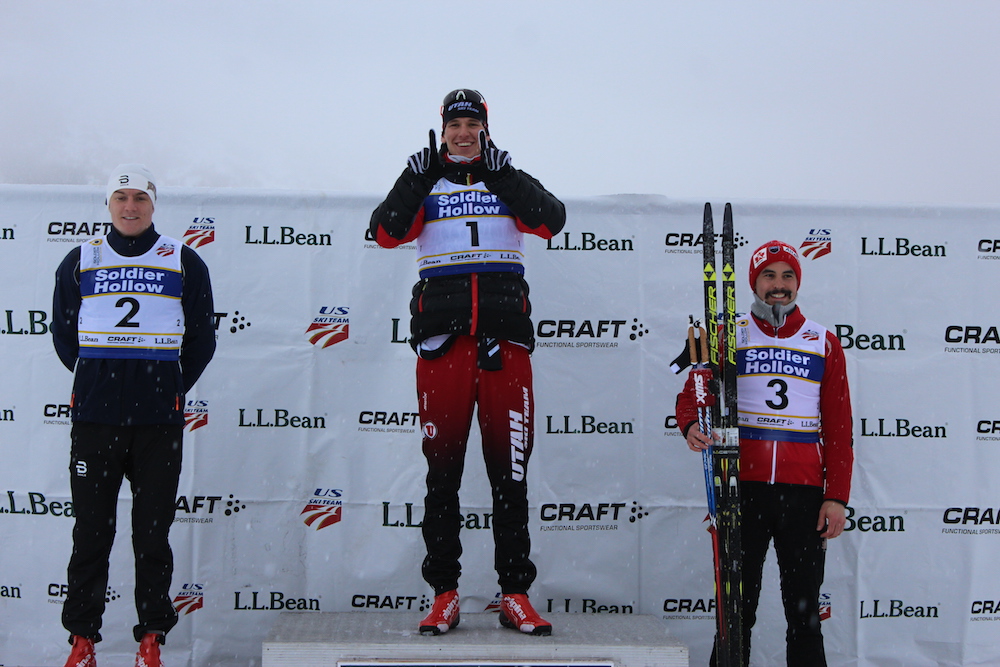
left=406, top=129, right=445, bottom=181
left=476, top=130, right=512, bottom=181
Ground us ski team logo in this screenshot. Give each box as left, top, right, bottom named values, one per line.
left=800, top=229, right=832, bottom=260
left=300, top=488, right=344, bottom=530
left=184, top=218, right=216, bottom=248
left=173, top=584, right=204, bottom=615
left=155, top=242, right=176, bottom=257
left=184, top=400, right=209, bottom=432
left=819, top=592, right=832, bottom=621
left=305, top=306, right=350, bottom=348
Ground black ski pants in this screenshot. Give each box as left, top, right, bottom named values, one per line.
left=63, top=422, right=182, bottom=643
left=711, top=481, right=827, bottom=667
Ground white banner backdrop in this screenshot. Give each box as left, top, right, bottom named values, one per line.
left=2, top=184, right=999, bottom=666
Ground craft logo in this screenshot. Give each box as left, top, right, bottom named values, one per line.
left=351, top=593, right=429, bottom=611
left=357, top=410, right=420, bottom=433
left=859, top=418, right=946, bottom=439
left=214, top=310, right=251, bottom=335
left=547, top=231, right=635, bottom=252
left=843, top=506, right=905, bottom=533
left=538, top=501, right=647, bottom=532
left=977, top=239, right=1000, bottom=261
left=364, top=227, right=415, bottom=250
left=306, top=306, right=349, bottom=348
left=942, top=506, right=1000, bottom=535
left=173, top=494, right=245, bottom=524
left=244, top=225, right=332, bottom=246
left=48, top=584, right=119, bottom=605
left=46, top=221, right=112, bottom=243
left=976, top=419, right=1000, bottom=442
left=860, top=236, right=946, bottom=257
left=301, top=488, right=343, bottom=530
left=859, top=598, right=940, bottom=619
left=43, top=403, right=71, bottom=426
left=820, top=592, right=832, bottom=621
left=544, top=414, right=635, bottom=435
left=970, top=599, right=1000, bottom=620
left=663, top=230, right=749, bottom=255
left=183, top=218, right=216, bottom=248
left=234, top=590, right=321, bottom=611
left=2, top=491, right=73, bottom=517
left=800, top=228, right=832, bottom=260
left=662, top=414, right=680, bottom=436
left=1, top=309, right=49, bottom=335
left=661, top=596, right=715, bottom=620
left=534, top=317, right=648, bottom=349
left=835, top=324, right=905, bottom=351
left=944, top=325, right=1000, bottom=356
left=546, top=597, right=635, bottom=614
left=0, top=583, right=21, bottom=600
left=185, top=400, right=209, bottom=432
left=173, top=583, right=204, bottom=615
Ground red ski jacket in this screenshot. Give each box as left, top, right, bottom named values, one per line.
left=676, top=307, right=854, bottom=505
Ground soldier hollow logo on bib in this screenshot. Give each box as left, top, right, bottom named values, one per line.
left=305, top=306, right=349, bottom=348
left=183, top=218, right=215, bottom=248
left=300, top=488, right=344, bottom=530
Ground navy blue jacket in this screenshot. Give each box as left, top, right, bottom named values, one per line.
left=51, top=224, right=216, bottom=425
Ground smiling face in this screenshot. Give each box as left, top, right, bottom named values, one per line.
left=754, top=261, right=799, bottom=306
left=108, top=188, right=154, bottom=237
left=442, top=117, right=486, bottom=158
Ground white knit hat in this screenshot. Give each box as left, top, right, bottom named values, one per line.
left=106, top=163, right=157, bottom=205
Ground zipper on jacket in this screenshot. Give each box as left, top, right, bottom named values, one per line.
left=470, top=273, right=479, bottom=335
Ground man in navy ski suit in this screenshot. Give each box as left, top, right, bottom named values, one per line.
left=52, top=164, right=216, bottom=667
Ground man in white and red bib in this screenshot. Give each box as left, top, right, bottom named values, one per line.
left=52, top=164, right=216, bottom=667
left=370, top=89, right=565, bottom=636
left=677, top=240, right=853, bottom=666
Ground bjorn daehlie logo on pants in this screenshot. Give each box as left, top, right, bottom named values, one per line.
left=509, top=387, right=530, bottom=482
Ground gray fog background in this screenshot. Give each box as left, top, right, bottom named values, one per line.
left=3, top=0, right=998, bottom=205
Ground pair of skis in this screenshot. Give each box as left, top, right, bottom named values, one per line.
left=687, top=202, right=743, bottom=666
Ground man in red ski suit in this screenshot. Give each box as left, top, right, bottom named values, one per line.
left=369, top=89, right=565, bottom=636
left=676, top=240, right=853, bottom=666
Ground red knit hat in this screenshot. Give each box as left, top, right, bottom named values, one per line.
left=749, top=240, right=802, bottom=288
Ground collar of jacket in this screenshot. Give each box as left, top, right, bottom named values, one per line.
left=751, top=305, right=805, bottom=338
left=108, top=223, right=160, bottom=257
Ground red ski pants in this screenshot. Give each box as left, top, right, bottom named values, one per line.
left=416, top=335, right=537, bottom=595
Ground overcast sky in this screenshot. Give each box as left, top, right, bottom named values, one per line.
left=3, top=0, right=998, bottom=206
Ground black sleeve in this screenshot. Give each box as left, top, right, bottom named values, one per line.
left=179, top=245, right=216, bottom=392
left=369, top=167, right=437, bottom=241
left=51, top=246, right=82, bottom=371
left=484, top=168, right=566, bottom=237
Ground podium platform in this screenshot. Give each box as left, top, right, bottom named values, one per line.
left=262, top=611, right=688, bottom=667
